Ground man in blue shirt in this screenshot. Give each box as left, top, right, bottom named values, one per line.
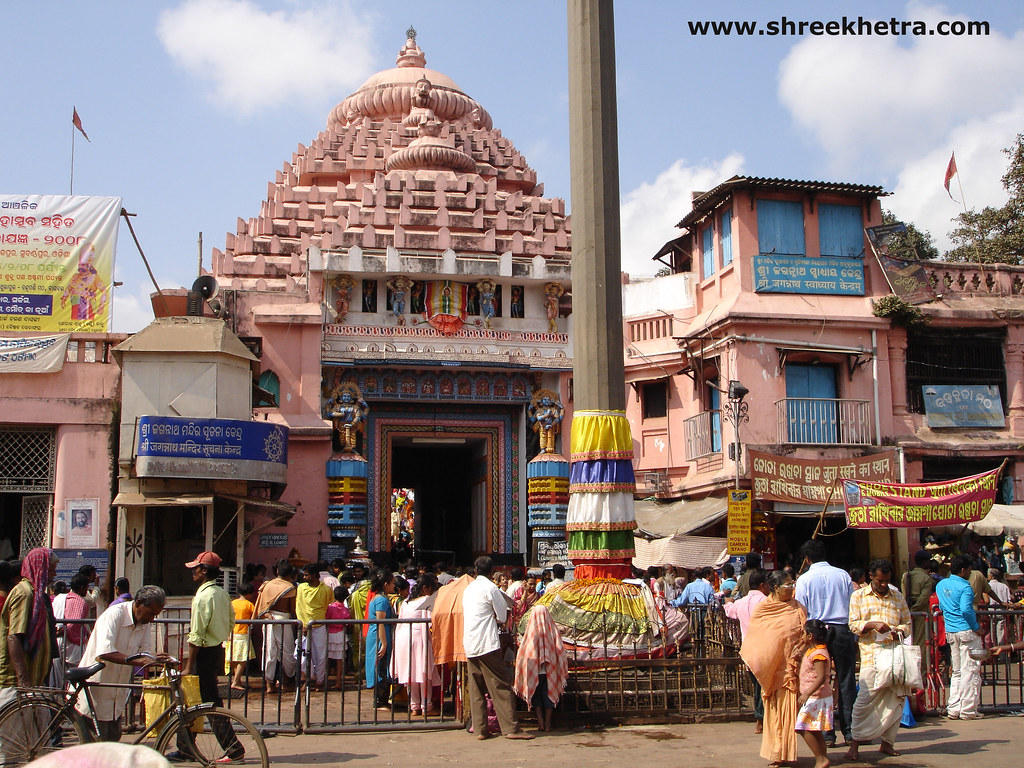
left=937, top=555, right=983, bottom=720
left=794, top=539, right=856, bottom=746
left=671, top=568, right=714, bottom=606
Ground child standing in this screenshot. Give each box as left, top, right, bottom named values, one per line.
left=296, top=564, right=334, bottom=689
left=225, top=582, right=257, bottom=691
left=795, top=619, right=834, bottom=768
left=326, top=586, right=351, bottom=690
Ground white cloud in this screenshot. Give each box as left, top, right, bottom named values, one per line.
left=887, top=107, right=1021, bottom=251
left=619, top=153, right=745, bottom=277
left=777, top=2, right=1024, bottom=172
left=157, top=0, right=376, bottom=114
left=111, top=282, right=157, bottom=333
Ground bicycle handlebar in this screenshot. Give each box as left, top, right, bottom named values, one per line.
left=126, top=652, right=180, bottom=667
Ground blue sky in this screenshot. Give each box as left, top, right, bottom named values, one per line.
left=4, top=1, right=1022, bottom=331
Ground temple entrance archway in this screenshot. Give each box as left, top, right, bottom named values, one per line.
left=391, top=438, right=483, bottom=565
left=366, top=404, right=522, bottom=558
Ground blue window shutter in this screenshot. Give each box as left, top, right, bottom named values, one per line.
left=702, top=226, right=715, bottom=277
left=757, top=199, right=805, bottom=255
left=819, top=203, right=864, bottom=257
left=785, top=364, right=837, bottom=443
left=708, top=383, right=722, bottom=452
left=720, top=210, right=733, bottom=266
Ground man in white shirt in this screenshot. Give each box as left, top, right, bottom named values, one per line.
left=504, top=566, right=525, bottom=599
left=462, top=556, right=533, bottom=740
left=76, top=585, right=168, bottom=741
left=989, top=568, right=1013, bottom=644
left=547, top=563, right=567, bottom=589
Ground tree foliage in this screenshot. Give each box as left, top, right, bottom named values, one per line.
left=880, top=210, right=939, bottom=261
left=946, top=133, right=1024, bottom=265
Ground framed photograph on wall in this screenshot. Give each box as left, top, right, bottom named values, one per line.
left=65, top=498, right=99, bottom=548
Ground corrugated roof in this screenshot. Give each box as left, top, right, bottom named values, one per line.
left=677, top=175, right=889, bottom=229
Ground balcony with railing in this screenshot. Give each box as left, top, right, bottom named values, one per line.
left=775, top=398, right=873, bottom=445
left=683, top=409, right=722, bottom=460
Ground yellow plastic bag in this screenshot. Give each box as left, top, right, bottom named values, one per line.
left=142, top=674, right=204, bottom=735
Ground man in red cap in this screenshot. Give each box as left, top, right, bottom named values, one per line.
left=172, top=551, right=242, bottom=761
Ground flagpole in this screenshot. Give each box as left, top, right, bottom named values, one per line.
left=955, top=163, right=987, bottom=267
left=70, top=119, right=75, bottom=195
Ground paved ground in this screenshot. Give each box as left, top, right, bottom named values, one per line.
left=260, top=712, right=1021, bottom=768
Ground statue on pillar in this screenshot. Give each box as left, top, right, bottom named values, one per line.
left=327, top=381, right=369, bottom=453
left=332, top=274, right=357, bottom=324
left=528, top=388, right=565, bottom=454
left=477, top=278, right=496, bottom=328
left=544, top=282, right=564, bottom=333
left=387, top=275, right=414, bottom=325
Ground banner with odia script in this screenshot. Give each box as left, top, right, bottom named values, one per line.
left=0, top=334, right=70, bottom=372
left=0, top=195, right=121, bottom=332
left=842, top=468, right=1000, bottom=529
left=750, top=449, right=897, bottom=505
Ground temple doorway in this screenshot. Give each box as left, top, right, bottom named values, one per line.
left=391, top=437, right=485, bottom=566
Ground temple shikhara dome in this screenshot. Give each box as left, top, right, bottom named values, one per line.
left=208, top=29, right=574, bottom=565
left=212, top=27, right=570, bottom=291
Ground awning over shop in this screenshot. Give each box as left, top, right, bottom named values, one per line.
left=113, top=492, right=214, bottom=506
left=633, top=496, right=728, bottom=537
left=217, top=493, right=296, bottom=524
left=772, top=503, right=845, bottom=518
left=633, top=534, right=729, bottom=570
left=968, top=504, right=1024, bottom=537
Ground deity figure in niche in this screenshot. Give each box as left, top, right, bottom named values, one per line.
left=332, top=274, right=357, bottom=323
left=361, top=280, right=378, bottom=313
left=510, top=285, right=524, bottom=318
left=477, top=278, right=496, bottom=328
left=410, top=280, right=425, bottom=314
left=528, top=388, right=564, bottom=454
left=544, top=282, right=565, bottom=333
left=387, top=275, right=414, bottom=325
left=326, top=381, right=368, bottom=453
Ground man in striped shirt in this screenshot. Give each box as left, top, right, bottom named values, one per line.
left=845, top=559, right=911, bottom=762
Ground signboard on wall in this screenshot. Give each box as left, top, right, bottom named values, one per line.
left=751, top=449, right=897, bottom=505
left=727, top=490, right=752, bottom=555
left=317, top=542, right=347, bottom=564
left=259, top=534, right=288, bottom=549
left=65, top=498, right=99, bottom=548
left=535, top=539, right=568, bottom=568
left=753, top=254, right=864, bottom=295
left=54, top=548, right=108, bottom=585
left=0, top=195, right=120, bottom=332
left=923, top=385, right=1005, bottom=428
left=136, top=416, right=288, bottom=483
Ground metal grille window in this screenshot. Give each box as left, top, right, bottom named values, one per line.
left=0, top=427, right=56, bottom=492
left=905, top=330, right=1006, bottom=414
left=20, top=495, right=52, bottom=552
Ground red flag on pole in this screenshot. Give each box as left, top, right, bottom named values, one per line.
left=944, top=152, right=957, bottom=200
left=72, top=107, right=90, bottom=142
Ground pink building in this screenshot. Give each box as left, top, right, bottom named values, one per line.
left=625, top=176, right=1024, bottom=569
left=0, top=334, right=125, bottom=572
left=208, top=30, right=573, bottom=567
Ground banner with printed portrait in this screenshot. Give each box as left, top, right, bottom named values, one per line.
left=0, top=195, right=121, bottom=332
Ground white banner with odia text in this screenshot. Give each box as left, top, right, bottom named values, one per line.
left=0, top=334, right=70, bottom=372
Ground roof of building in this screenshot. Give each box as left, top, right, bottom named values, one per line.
left=112, top=316, right=257, bottom=362
left=676, top=175, right=889, bottom=230
left=212, top=29, right=570, bottom=294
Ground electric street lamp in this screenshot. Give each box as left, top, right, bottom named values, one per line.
left=726, top=380, right=750, bottom=489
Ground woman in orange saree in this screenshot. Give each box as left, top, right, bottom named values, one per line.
left=740, top=570, right=807, bottom=767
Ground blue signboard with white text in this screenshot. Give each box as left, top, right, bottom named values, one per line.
left=922, top=385, right=1004, bottom=428
left=136, top=416, right=288, bottom=483
left=753, top=254, right=864, bottom=295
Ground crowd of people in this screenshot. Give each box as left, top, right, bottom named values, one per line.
left=0, top=537, right=1018, bottom=756
left=647, top=538, right=1023, bottom=768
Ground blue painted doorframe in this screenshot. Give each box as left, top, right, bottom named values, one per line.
left=785, top=364, right=838, bottom=443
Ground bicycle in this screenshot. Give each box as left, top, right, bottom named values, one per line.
left=0, top=653, right=268, bottom=768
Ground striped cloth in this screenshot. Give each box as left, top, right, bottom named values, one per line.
left=514, top=605, right=568, bottom=706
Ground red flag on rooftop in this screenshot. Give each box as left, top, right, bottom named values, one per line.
left=72, top=107, right=90, bottom=142
left=944, top=152, right=957, bottom=201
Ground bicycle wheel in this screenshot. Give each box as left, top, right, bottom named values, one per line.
left=0, top=697, right=88, bottom=767
left=154, top=706, right=268, bottom=768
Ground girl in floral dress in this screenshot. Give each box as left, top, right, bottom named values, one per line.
left=796, top=619, right=834, bottom=768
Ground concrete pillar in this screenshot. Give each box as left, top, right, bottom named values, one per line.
left=1005, top=326, right=1024, bottom=436
left=568, top=0, right=624, bottom=411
